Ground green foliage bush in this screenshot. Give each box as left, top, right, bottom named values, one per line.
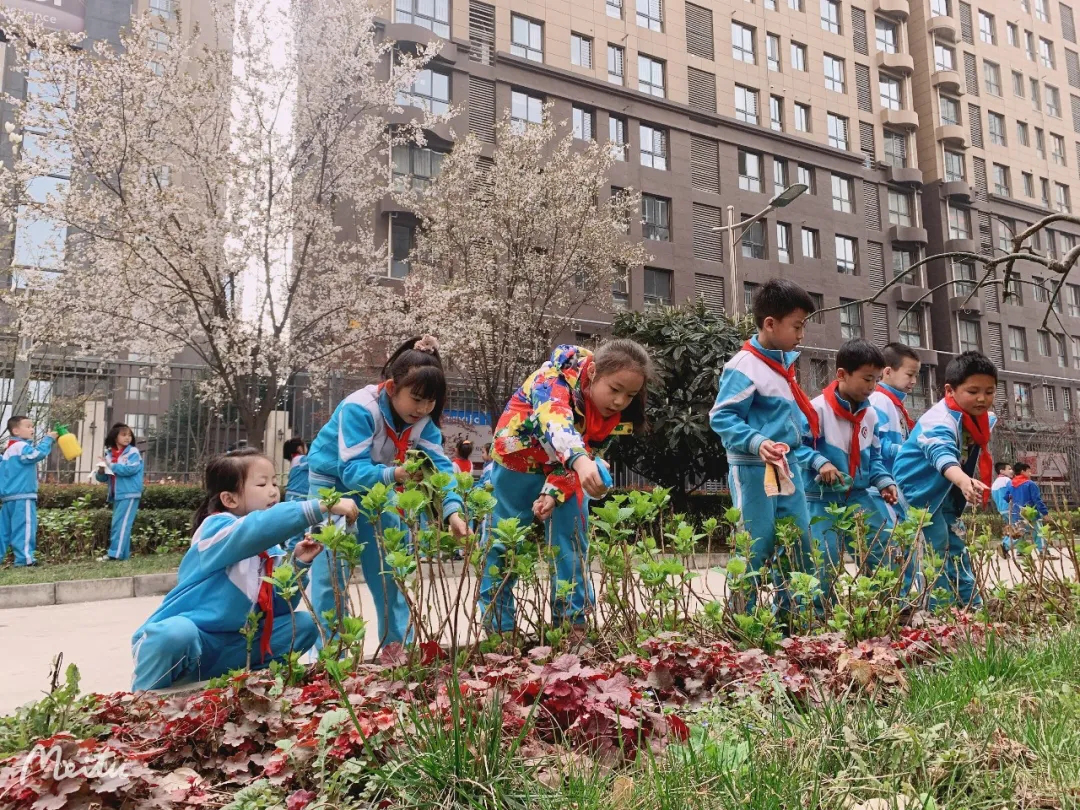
left=34, top=507, right=191, bottom=561
left=38, top=483, right=205, bottom=510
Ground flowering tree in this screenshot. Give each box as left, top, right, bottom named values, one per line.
left=0, top=0, right=433, bottom=445
left=399, top=111, right=650, bottom=424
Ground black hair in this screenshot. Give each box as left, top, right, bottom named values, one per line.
left=483, top=442, right=492, bottom=453
left=836, top=339, right=886, bottom=374
left=592, top=338, right=656, bottom=432
left=455, top=439, right=473, bottom=458
left=944, top=350, right=998, bottom=388
left=104, top=422, right=135, bottom=450
left=282, top=437, right=307, bottom=460
left=1013, top=462, right=1031, bottom=475
left=995, top=462, right=1012, bottom=474
left=7, top=415, right=29, bottom=434
left=382, top=336, right=447, bottom=425
left=752, top=278, right=816, bottom=328
left=192, top=448, right=270, bottom=532
left=882, top=342, right=921, bottom=369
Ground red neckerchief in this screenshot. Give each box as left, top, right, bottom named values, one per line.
left=6, top=439, right=19, bottom=450
left=378, top=382, right=414, bottom=463
left=823, top=381, right=866, bottom=481
left=876, top=384, right=915, bottom=431
left=257, top=551, right=275, bottom=660
left=108, top=447, right=123, bottom=496
left=742, top=341, right=820, bottom=439
left=944, top=395, right=993, bottom=505
left=1011, top=473, right=1030, bottom=487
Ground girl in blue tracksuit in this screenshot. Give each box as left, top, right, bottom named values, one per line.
left=305, top=336, right=469, bottom=648
left=282, top=437, right=309, bottom=551
left=1005, top=461, right=1049, bottom=552
left=130, top=449, right=359, bottom=691
left=95, top=423, right=144, bottom=561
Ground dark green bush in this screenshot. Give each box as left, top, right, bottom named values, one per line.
left=38, top=484, right=205, bottom=510
left=33, top=508, right=192, bottom=562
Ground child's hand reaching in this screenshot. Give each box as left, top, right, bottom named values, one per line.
left=448, top=512, right=469, bottom=539
left=959, top=475, right=989, bottom=505
left=817, top=462, right=842, bottom=485
left=880, top=484, right=900, bottom=505
left=572, top=456, right=607, bottom=498
left=328, top=498, right=360, bottom=524
left=394, top=466, right=422, bottom=484
left=46, top=431, right=58, bottom=440
left=532, top=494, right=556, bottom=522
left=757, top=439, right=786, bottom=465
left=293, top=537, right=324, bottom=563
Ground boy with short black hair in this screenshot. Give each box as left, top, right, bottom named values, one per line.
left=803, top=339, right=900, bottom=601
left=0, top=416, right=57, bottom=567
left=710, top=278, right=840, bottom=612
left=893, top=351, right=998, bottom=608
left=870, top=343, right=922, bottom=474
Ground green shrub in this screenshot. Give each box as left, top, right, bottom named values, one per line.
left=37, top=483, right=206, bottom=510
left=34, top=507, right=191, bottom=562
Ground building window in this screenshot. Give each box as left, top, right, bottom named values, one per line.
left=641, top=195, right=671, bottom=241
left=638, top=55, right=666, bottom=97
left=743, top=281, right=760, bottom=312
left=1017, top=121, right=1030, bottom=146
left=1023, top=172, right=1035, bottom=197
left=824, top=54, right=845, bottom=92
left=1007, top=22, right=1018, bottom=46
left=742, top=217, right=767, bottom=259
left=511, top=15, right=543, bottom=62
left=640, top=124, right=668, bottom=169
left=1042, top=176, right=1051, bottom=205
left=1057, top=334, right=1068, bottom=367
left=1015, top=383, right=1034, bottom=418
left=948, top=206, right=971, bottom=240
left=767, top=33, right=781, bottom=71
left=953, top=261, right=977, bottom=296
left=1045, top=385, right=1058, bottom=412
left=944, top=149, right=965, bottom=181
left=1040, top=38, right=1055, bottom=69
left=888, top=189, right=913, bottom=226
left=391, top=144, right=445, bottom=192
left=607, top=0, right=623, bottom=18
left=771, top=159, right=788, bottom=196
left=798, top=163, right=815, bottom=192
left=821, top=0, right=841, bottom=33
left=390, top=221, right=414, bottom=279
left=840, top=300, right=863, bottom=338
left=791, top=41, right=808, bottom=71
left=876, top=16, right=898, bottom=53
left=777, top=222, right=793, bottom=263
left=735, top=85, right=760, bottom=124
left=884, top=129, right=908, bottom=168
left=880, top=74, right=902, bottom=110
left=739, top=149, right=763, bottom=192
left=978, top=10, right=995, bottom=44
left=770, top=95, right=784, bottom=131
left=609, top=115, right=627, bottom=161
left=899, top=307, right=925, bottom=347
left=940, top=95, right=960, bottom=125
left=643, top=267, right=672, bottom=307
left=835, top=235, right=857, bottom=274
left=789, top=0, right=803, bottom=8
left=1052, top=134, right=1067, bottom=165
left=1045, top=85, right=1061, bottom=119
left=732, top=22, right=756, bottom=63
left=931, top=0, right=949, bottom=15
left=1026, top=30, right=1035, bottom=61
left=1013, top=70, right=1025, bottom=98
left=150, top=0, right=174, bottom=20
left=397, top=68, right=450, bottom=115
left=988, top=112, right=1006, bottom=145
left=1009, top=326, right=1029, bottom=361
left=1073, top=337, right=1080, bottom=368
left=1038, top=330, right=1052, bottom=357
left=637, top=0, right=663, bottom=31
left=893, top=246, right=923, bottom=285
left=607, top=45, right=625, bottom=85
left=935, top=43, right=955, bottom=72
left=984, top=61, right=1001, bottom=96
left=395, top=0, right=450, bottom=36
left=993, top=164, right=1011, bottom=196
left=1006, top=275, right=1023, bottom=304
left=1032, top=79, right=1042, bottom=111
left=1057, top=183, right=1072, bottom=213
left=1036, top=0, right=1050, bottom=21
left=1069, top=284, right=1080, bottom=318
left=611, top=265, right=629, bottom=307
left=808, top=292, right=825, bottom=323
left=572, top=106, right=594, bottom=140
left=794, top=102, right=811, bottom=132
left=831, top=173, right=853, bottom=213
left=571, top=33, right=593, bottom=67
left=958, top=319, right=981, bottom=352
left=827, top=113, right=848, bottom=150
left=510, top=90, right=543, bottom=128
left=802, top=227, right=820, bottom=257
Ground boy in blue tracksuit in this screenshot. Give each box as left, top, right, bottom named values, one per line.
left=95, top=422, right=144, bottom=561
left=869, top=343, right=922, bottom=476
left=306, top=337, right=468, bottom=648
left=893, top=351, right=998, bottom=609
left=0, top=416, right=56, bottom=566
left=1005, top=461, right=1049, bottom=553
left=282, top=437, right=309, bottom=551
left=990, top=462, right=1014, bottom=552
left=710, top=279, right=841, bottom=612
left=802, top=340, right=901, bottom=601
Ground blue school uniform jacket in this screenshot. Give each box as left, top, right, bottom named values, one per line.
left=0, top=436, right=54, bottom=500
left=95, top=445, right=144, bottom=502
left=132, top=499, right=324, bottom=641
left=1008, top=477, right=1048, bottom=521
left=802, top=392, right=894, bottom=498
left=306, top=384, right=463, bottom=517
left=285, top=454, right=310, bottom=498
left=709, top=336, right=826, bottom=473
left=868, top=384, right=911, bottom=474
left=893, top=400, right=997, bottom=514
left=990, top=476, right=1012, bottom=516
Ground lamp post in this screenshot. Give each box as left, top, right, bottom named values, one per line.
left=711, top=183, right=808, bottom=317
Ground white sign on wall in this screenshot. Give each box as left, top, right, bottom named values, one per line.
left=3, top=0, right=86, bottom=33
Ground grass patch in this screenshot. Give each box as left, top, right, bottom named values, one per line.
left=0, top=552, right=184, bottom=586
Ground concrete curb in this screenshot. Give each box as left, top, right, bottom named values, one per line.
left=0, top=551, right=731, bottom=610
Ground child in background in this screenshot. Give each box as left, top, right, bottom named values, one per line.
left=453, top=439, right=474, bottom=475
left=893, top=351, right=998, bottom=609
left=991, top=461, right=1014, bottom=553
left=1006, top=461, right=1049, bottom=553
left=710, top=279, right=839, bottom=612
left=282, top=437, right=309, bottom=551
left=478, top=443, right=494, bottom=488
left=803, top=340, right=900, bottom=601
left=869, top=343, right=922, bottom=475
left=0, top=416, right=56, bottom=567
left=478, top=339, right=653, bottom=636
left=131, top=449, right=358, bottom=690
left=305, top=336, right=469, bottom=648
left=95, top=422, right=144, bottom=561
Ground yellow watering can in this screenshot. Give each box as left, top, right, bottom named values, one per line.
left=54, top=423, right=82, bottom=461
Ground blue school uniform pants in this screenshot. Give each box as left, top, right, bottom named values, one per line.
left=727, top=462, right=813, bottom=613
left=108, top=498, right=140, bottom=560
left=131, top=612, right=318, bottom=691
left=477, top=465, right=593, bottom=633
left=923, top=502, right=981, bottom=610
left=1, top=496, right=37, bottom=566
left=1002, top=519, right=1046, bottom=552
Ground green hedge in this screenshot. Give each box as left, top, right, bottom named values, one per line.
left=34, top=508, right=192, bottom=562
left=38, top=484, right=206, bottom=510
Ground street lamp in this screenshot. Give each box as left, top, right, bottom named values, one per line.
left=711, top=183, right=809, bottom=317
